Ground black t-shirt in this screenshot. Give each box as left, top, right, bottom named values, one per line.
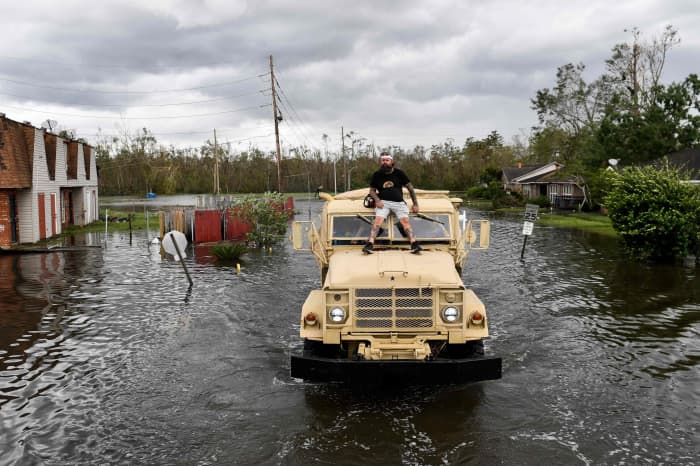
left=370, top=168, right=410, bottom=202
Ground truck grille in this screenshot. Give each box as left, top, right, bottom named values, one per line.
left=354, top=288, right=434, bottom=330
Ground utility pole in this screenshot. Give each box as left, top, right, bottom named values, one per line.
left=341, top=126, right=346, bottom=192
left=323, top=133, right=335, bottom=194
left=213, top=129, right=220, bottom=195
left=270, top=55, right=283, bottom=192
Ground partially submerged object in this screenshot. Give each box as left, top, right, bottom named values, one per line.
left=290, top=189, right=501, bottom=384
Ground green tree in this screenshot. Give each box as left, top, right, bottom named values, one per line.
left=531, top=62, right=611, bottom=136
left=597, top=74, right=700, bottom=165
left=604, top=162, right=700, bottom=261
left=604, top=25, right=680, bottom=114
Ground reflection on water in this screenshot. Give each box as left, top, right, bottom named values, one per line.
left=0, top=203, right=698, bottom=465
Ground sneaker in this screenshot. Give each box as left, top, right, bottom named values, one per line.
left=362, top=242, right=374, bottom=254
left=410, top=242, right=422, bottom=254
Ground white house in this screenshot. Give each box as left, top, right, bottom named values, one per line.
left=0, top=114, right=98, bottom=247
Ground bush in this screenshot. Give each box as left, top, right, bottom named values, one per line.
left=492, top=191, right=523, bottom=209
left=237, top=192, right=290, bottom=248
left=465, top=185, right=490, bottom=199
left=604, top=163, right=700, bottom=261
left=211, top=242, right=248, bottom=261
left=529, top=196, right=551, bottom=208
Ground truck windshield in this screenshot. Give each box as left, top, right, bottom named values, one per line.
left=394, top=214, right=451, bottom=241
left=331, top=214, right=450, bottom=242
left=332, top=215, right=388, bottom=241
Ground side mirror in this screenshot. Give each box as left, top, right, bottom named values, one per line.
left=463, top=220, right=490, bottom=249
left=292, top=221, right=312, bottom=250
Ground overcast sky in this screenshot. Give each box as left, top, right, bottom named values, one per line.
left=1, top=0, right=698, bottom=155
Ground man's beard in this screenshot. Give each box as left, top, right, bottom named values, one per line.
left=380, top=165, right=393, bottom=174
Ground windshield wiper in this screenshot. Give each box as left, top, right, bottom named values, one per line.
left=356, top=214, right=384, bottom=237
left=356, top=214, right=373, bottom=224
left=415, top=213, right=445, bottom=224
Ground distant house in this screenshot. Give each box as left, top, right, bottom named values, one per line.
left=502, top=161, right=585, bottom=208
left=0, top=113, right=98, bottom=248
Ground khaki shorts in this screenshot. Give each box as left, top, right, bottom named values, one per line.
left=376, top=200, right=409, bottom=219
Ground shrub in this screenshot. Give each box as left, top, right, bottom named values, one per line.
left=604, top=162, right=700, bottom=261
left=466, top=181, right=508, bottom=200
left=211, top=242, right=248, bottom=261
left=530, top=196, right=551, bottom=208
left=492, top=192, right=523, bottom=209
left=238, top=192, right=290, bottom=248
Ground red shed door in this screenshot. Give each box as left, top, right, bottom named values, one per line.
left=38, top=193, right=46, bottom=239
left=193, top=210, right=222, bottom=243
left=50, top=193, right=57, bottom=236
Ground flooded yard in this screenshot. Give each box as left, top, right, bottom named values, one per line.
left=0, top=199, right=698, bottom=465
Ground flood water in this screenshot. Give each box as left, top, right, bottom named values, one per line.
left=0, top=199, right=698, bottom=465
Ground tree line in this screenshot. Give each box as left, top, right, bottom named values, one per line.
left=95, top=128, right=517, bottom=196
left=97, top=26, right=699, bottom=209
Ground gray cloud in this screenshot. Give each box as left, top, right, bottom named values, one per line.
left=0, top=0, right=697, bottom=152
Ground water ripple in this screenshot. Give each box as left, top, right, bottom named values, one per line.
left=0, top=208, right=698, bottom=465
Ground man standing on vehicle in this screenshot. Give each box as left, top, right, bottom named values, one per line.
left=363, top=152, right=422, bottom=254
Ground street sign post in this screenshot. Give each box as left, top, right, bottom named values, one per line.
left=521, top=204, right=539, bottom=259
left=163, top=230, right=193, bottom=286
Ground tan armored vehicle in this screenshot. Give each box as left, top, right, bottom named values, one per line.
left=291, top=188, right=501, bottom=383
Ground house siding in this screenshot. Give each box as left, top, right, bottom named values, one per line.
left=32, top=128, right=61, bottom=239
left=16, top=190, right=36, bottom=243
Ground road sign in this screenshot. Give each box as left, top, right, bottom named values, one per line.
left=163, top=230, right=188, bottom=260
left=522, top=221, right=534, bottom=236
left=524, top=204, right=539, bottom=222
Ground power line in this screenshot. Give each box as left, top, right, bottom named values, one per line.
left=2, top=103, right=271, bottom=120
left=0, top=54, right=266, bottom=72
left=94, top=122, right=272, bottom=138
left=272, top=74, right=321, bottom=152
left=0, top=89, right=267, bottom=109
left=275, top=74, right=316, bottom=135
left=0, top=73, right=267, bottom=94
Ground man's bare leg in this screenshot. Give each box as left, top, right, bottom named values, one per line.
left=400, top=217, right=422, bottom=253
left=364, top=216, right=385, bottom=254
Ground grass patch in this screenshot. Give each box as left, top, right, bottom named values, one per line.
left=537, top=212, right=616, bottom=236
left=459, top=198, right=493, bottom=209
left=64, top=210, right=160, bottom=235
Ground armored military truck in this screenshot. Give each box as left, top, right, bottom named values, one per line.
left=290, top=188, right=501, bottom=384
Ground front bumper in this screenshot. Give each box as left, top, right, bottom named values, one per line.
left=290, top=353, right=502, bottom=384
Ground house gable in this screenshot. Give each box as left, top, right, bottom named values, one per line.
left=67, top=141, right=78, bottom=180
left=83, top=146, right=91, bottom=181
left=502, top=164, right=546, bottom=183
left=0, top=115, right=33, bottom=188
left=44, top=132, right=57, bottom=181
left=512, top=162, right=564, bottom=183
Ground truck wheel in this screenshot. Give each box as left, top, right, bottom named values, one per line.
left=446, top=340, right=484, bottom=358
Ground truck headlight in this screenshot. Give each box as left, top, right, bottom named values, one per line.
left=329, top=307, right=347, bottom=323
left=441, top=306, right=460, bottom=322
